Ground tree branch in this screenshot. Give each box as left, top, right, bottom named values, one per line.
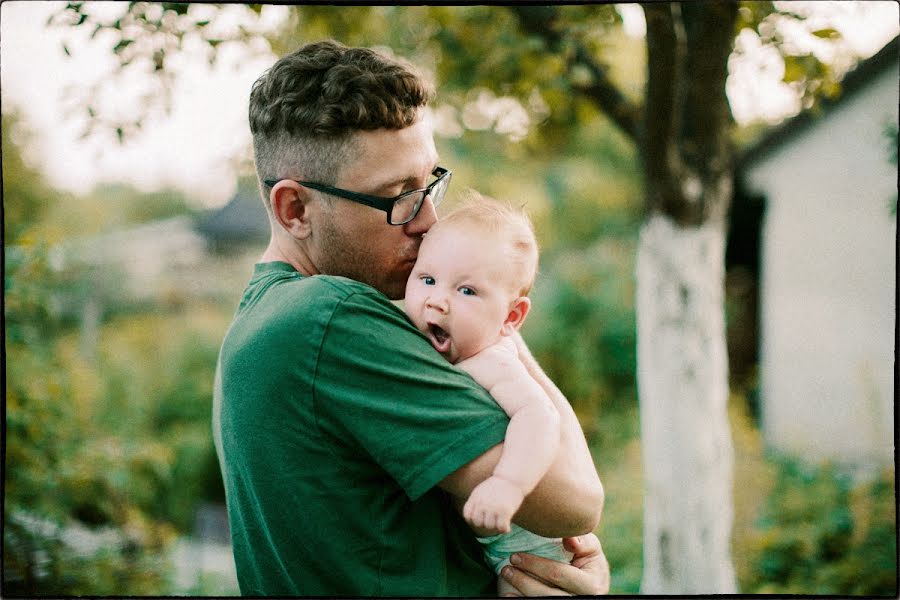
left=642, top=3, right=686, bottom=214
left=509, top=5, right=640, bottom=142
left=680, top=2, right=740, bottom=176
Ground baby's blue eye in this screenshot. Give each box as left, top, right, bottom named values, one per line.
left=422, top=276, right=435, bottom=285
left=459, top=286, right=476, bottom=296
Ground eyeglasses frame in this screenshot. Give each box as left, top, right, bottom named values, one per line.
left=264, top=166, right=451, bottom=225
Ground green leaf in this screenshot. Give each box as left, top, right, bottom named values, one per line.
left=112, top=38, right=132, bottom=53
left=811, top=28, right=840, bottom=40
left=781, top=54, right=818, bottom=84
left=163, top=3, right=190, bottom=16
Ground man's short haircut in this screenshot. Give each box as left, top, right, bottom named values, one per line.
left=436, top=191, right=540, bottom=296
left=249, top=40, right=435, bottom=208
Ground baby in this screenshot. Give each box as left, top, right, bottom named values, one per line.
left=404, top=193, right=572, bottom=595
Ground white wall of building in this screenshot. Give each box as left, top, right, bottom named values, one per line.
left=746, top=63, right=897, bottom=468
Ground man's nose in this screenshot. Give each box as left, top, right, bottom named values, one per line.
left=404, top=194, right=438, bottom=235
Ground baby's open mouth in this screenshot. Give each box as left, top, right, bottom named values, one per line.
left=427, top=324, right=452, bottom=354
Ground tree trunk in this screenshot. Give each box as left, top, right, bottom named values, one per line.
left=509, top=3, right=741, bottom=592
left=636, top=212, right=736, bottom=593
left=635, top=3, right=739, bottom=591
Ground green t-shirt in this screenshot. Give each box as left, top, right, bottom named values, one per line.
left=215, top=262, right=509, bottom=596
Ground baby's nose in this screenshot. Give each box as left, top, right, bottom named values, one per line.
left=426, top=294, right=449, bottom=312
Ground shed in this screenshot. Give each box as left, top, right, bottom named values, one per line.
left=737, top=37, right=897, bottom=469
left=195, top=179, right=270, bottom=252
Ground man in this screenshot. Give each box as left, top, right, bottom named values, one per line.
left=213, top=39, right=609, bottom=596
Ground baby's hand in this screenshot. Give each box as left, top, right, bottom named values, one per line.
left=462, top=475, right=525, bottom=534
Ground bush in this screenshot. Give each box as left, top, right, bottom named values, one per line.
left=525, top=233, right=638, bottom=436
left=4, top=246, right=176, bottom=595
left=4, top=240, right=231, bottom=595
left=743, top=457, right=897, bottom=595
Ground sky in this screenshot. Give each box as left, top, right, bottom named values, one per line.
left=1, top=1, right=898, bottom=209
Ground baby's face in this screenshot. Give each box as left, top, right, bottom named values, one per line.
left=404, top=225, right=521, bottom=363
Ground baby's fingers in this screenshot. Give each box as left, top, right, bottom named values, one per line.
left=463, top=498, right=482, bottom=526
left=476, top=509, right=491, bottom=529
left=497, top=513, right=512, bottom=534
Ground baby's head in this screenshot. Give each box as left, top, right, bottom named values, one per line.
left=405, top=192, right=539, bottom=363
left=435, top=193, right=539, bottom=296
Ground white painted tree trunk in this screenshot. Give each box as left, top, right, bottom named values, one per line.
left=636, top=213, right=737, bottom=594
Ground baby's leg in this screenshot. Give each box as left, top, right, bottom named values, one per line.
left=497, top=575, right=522, bottom=597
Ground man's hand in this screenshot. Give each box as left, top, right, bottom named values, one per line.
left=499, top=533, right=610, bottom=596
left=462, top=475, right=525, bottom=534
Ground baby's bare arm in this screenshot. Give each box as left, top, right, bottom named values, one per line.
left=441, top=333, right=603, bottom=538
left=457, top=341, right=561, bottom=532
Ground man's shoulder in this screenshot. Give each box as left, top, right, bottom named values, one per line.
left=270, top=275, right=413, bottom=341
left=310, top=274, right=386, bottom=300
left=255, top=272, right=390, bottom=308
left=304, top=275, right=402, bottom=317
left=232, top=271, right=401, bottom=339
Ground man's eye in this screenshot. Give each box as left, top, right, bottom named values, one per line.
left=422, top=276, right=435, bottom=285
left=459, top=286, right=476, bottom=296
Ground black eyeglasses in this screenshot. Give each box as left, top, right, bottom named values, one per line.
left=265, top=166, right=452, bottom=225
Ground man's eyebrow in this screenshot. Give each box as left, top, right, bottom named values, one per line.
left=369, top=175, right=413, bottom=194
left=369, top=163, right=440, bottom=194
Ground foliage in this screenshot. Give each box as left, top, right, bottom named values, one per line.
left=31, top=182, right=198, bottom=243
left=594, top=392, right=898, bottom=595
left=5, top=253, right=229, bottom=595
left=47, top=1, right=269, bottom=144
left=3, top=105, right=230, bottom=596
left=2, top=111, right=56, bottom=245
left=4, top=243, right=174, bottom=595
left=590, top=400, right=644, bottom=594
left=735, top=2, right=846, bottom=111
left=49, top=3, right=855, bottom=158
left=742, top=459, right=897, bottom=595
left=81, top=309, right=228, bottom=529
left=525, top=232, right=638, bottom=438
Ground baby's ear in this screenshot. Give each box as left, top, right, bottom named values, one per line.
left=501, top=296, right=531, bottom=335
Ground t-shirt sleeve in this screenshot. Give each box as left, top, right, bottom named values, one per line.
left=312, top=288, right=509, bottom=501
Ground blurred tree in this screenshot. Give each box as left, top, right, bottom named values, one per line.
left=2, top=111, right=55, bottom=245
left=3, top=108, right=176, bottom=595
left=52, top=1, right=861, bottom=593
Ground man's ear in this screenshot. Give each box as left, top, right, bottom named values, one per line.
left=501, top=296, right=531, bottom=335
left=270, top=181, right=313, bottom=239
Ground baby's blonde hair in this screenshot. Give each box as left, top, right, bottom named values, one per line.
left=434, top=191, right=539, bottom=296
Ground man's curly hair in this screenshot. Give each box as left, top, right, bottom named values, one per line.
left=249, top=40, right=435, bottom=205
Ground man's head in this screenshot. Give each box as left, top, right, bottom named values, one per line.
left=249, top=40, right=434, bottom=189
left=405, top=193, right=540, bottom=363
left=250, top=40, right=443, bottom=299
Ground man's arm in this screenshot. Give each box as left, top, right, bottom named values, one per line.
left=439, top=332, right=604, bottom=538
